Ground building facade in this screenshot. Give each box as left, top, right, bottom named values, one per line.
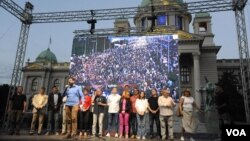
left=22, top=48, right=69, bottom=110
left=134, top=0, right=220, bottom=106
left=22, top=0, right=221, bottom=108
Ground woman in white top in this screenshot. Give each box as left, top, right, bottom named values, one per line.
left=179, top=89, right=201, bottom=141
left=135, top=91, right=148, bottom=140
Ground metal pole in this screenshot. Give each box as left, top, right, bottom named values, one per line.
left=233, top=0, right=250, bottom=124
left=2, top=23, right=31, bottom=129
left=2, top=2, right=33, bottom=129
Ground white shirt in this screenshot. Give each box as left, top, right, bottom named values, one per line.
left=135, top=98, right=148, bottom=113
left=158, top=96, right=175, bottom=116
left=181, top=96, right=194, bottom=112
left=107, top=93, right=121, bottom=113
left=54, top=93, right=58, bottom=106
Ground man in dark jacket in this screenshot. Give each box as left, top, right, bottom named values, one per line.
left=9, top=86, right=27, bottom=135
left=215, top=82, right=231, bottom=139
left=45, top=86, right=62, bottom=135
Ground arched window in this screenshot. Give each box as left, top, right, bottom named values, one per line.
left=54, top=79, right=60, bottom=88
left=31, top=78, right=38, bottom=92
left=180, top=66, right=190, bottom=84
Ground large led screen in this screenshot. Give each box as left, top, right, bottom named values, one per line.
left=70, top=35, right=179, bottom=95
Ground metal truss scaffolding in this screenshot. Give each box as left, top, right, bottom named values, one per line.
left=0, top=0, right=249, bottom=126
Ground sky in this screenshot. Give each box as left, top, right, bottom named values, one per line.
left=0, top=0, right=250, bottom=84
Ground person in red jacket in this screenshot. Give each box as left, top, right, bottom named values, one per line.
left=79, top=88, right=92, bottom=138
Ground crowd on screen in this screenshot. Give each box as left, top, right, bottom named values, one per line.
left=70, top=36, right=179, bottom=92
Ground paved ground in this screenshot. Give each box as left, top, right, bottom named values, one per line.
left=0, top=134, right=218, bottom=141
left=0, top=105, right=221, bottom=141
left=0, top=130, right=220, bottom=141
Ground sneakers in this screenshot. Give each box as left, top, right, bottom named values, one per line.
left=149, top=135, right=153, bottom=139
left=91, top=135, right=96, bottom=138
left=137, top=136, right=141, bottom=139
left=115, top=133, right=118, bottom=138
left=106, top=133, right=110, bottom=137
left=161, top=135, right=166, bottom=140
left=29, top=131, right=34, bottom=135
left=63, top=133, right=71, bottom=139
left=84, top=132, right=88, bottom=137
left=71, top=134, right=78, bottom=140
left=55, top=132, right=60, bottom=136
left=125, top=134, right=129, bottom=138
left=190, top=137, right=195, bottom=141
left=142, top=136, right=146, bottom=140
left=180, top=136, right=185, bottom=141
left=130, top=134, right=135, bottom=138
left=45, top=132, right=50, bottom=136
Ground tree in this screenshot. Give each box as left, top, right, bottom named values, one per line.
left=218, top=71, right=246, bottom=122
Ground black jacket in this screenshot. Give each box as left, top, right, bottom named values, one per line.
left=119, top=98, right=131, bottom=113
left=48, top=92, right=62, bottom=112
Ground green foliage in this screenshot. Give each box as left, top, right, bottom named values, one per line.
left=218, top=71, right=246, bottom=122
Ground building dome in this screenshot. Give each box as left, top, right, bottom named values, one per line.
left=35, top=48, right=58, bottom=63
left=141, top=0, right=183, bottom=6
left=141, top=0, right=151, bottom=6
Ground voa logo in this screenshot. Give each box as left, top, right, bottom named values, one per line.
left=226, top=129, right=247, bottom=136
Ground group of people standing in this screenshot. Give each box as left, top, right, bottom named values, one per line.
left=8, top=77, right=203, bottom=141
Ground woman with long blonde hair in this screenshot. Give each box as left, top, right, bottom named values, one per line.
left=119, top=90, right=131, bottom=138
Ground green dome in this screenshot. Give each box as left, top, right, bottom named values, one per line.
left=141, top=0, right=151, bottom=7
left=177, top=0, right=184, bottom=4
left=36, top=48, right=57, bottom=63
left=141, top=0, right=183, bottom=6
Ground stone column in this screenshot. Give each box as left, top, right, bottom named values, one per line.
left=193, top=52, right=201, bottom=107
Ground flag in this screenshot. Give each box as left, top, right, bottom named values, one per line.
left=49, top=36, right=52, bottom=45
left=48, top=36, right=52, bottom=49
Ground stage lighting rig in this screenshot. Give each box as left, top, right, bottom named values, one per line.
left=87, top=10, right=97, bottom=34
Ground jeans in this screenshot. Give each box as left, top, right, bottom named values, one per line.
left=30, top=110, right=45, bottom=134
left=107, top=113, right=119, bottom=133
left=130, top=112, right=137, bottom=136
left=149, top=113, right=161, bottom=137
left=47, top=110, right=60, bottom=132
left=159, top=115, right=173, bottom=139
left=65, top=105, right=79, bottom=135
left=144, top=112, right=150, bottom=136
left=61, top=106, right=67, bottom=133
left=92, top=113, right=104, bottom=135
left=119, top=113, right=129, bottom=135
left=80, top=109, right=90, bottom=132
left=10, top=110, right=23, bottom=133
left=136, top=114, right=146, bottom=137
